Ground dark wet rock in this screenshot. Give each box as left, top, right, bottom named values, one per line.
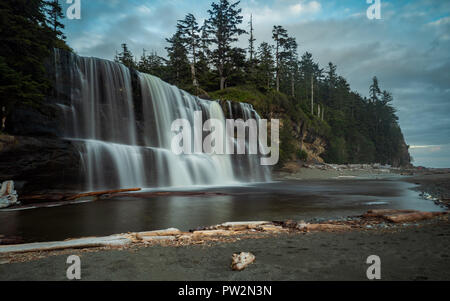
left=0, top=135, right=82, bottom=194
left=5, top=104, right=64, bottom=137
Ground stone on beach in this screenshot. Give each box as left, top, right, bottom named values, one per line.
left=0, top=181, right=19, bottom=209
left=231, top=252, right=256, bottom=271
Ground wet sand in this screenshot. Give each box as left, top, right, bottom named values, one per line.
left=1, top=217, right=449, bottom=281
left=405, top=169, right=450, bottom=209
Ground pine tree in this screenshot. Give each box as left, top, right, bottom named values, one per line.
left=206, top=0, right=247, bottom=90
left=177, top=13, right=202, bottom=89
left=43, top=0, right=65, bottom=42
left=299, top=52, right=321, bottom=112
left=138, top=49, right=166, bottom=78
left=272, top=25, right=288, bottom=92
left=281, top=37, right=298, bottom=97
left=248, top=14, right=256, bottom=63
left=165, top=30, right=190, bottom=86
left=256, top=42, right=274, bottom=89
left=369, top=76, right=381, bottom=103
left=115, top=43, right=136, bottom=68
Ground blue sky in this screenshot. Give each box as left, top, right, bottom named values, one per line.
left=60, top=0, right=450, bottom=167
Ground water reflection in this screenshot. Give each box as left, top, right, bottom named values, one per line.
left=0, top=179, right=444, bottom=242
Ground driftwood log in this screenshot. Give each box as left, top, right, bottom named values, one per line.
left=63, top=188, right=141, bottom=201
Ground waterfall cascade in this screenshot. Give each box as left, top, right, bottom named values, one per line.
left=53, top=50, right=270, bottom=190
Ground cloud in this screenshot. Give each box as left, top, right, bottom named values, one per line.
left=428, top=16, right=450, bottom=27
left=289, top=1, right=321, bottom=15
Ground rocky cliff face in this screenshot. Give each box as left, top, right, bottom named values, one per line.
left=0, top=134, right=82, bottom=194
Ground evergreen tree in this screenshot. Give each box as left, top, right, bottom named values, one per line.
left=280, top=36, right=298, bottom=97
left=256, top=42, right=274, bottom=89
left=177, top=13, right=202, bottom=89
left=248, top=14, right=256, bottom=63
left=272, top=25, right=288, bottom=92
left=165, top=30, right=190, bottom=87
left=206, top=0, right=247, bottom=90
left=369, top=76, right=381, bottom=103
left=115, top=43, right=136, bottom=68
left=43, top=0, right=65, bottom=42
left=137, top=49, right=166, bottom=78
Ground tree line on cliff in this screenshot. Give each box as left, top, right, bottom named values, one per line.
left=0, top=0, right=410, bottom=166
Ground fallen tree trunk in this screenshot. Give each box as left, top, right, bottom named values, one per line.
left=305, top=224, right=352, bottom=231
left=63, top=188, right=141, bottom=201
left=0, top=235, right=132, bottom=254
left=384, top=211, right=447, bottom=223
left=363, top=209, right=417, bottom=218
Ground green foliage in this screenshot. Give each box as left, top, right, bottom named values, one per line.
left=278, top=118, right=296, bottom=166
left=297, top=149, right=308, bottom=161
left=205, top=0, right=247, bottom=90
left=0, top=0, right=69, bottom=129
left=324, top=137, right=347, bottom=164
left=115, top=43, right=136, bottom=69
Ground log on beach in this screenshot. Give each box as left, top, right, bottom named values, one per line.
left=384, top=211, right=448, bottom=223
left=63, top=188, right=141, bottom=201
left=363, top=209, right=448, bottom=223
left=8, top=188, right=142, bottom=210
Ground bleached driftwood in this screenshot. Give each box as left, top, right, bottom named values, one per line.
left=303, top=224, right=351, bottom=231
left=231, top=252, right=256, bottom=271
left=136, top=228, right=181, bottom=239
left=0, top=181, right=19, bottom=209
left=0, top=235, right=132, bottom=254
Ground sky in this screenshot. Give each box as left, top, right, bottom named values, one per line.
left=60, top=0, right=450, bottom=168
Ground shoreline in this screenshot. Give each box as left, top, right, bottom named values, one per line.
left=1, top=208, right=447, bottom=260
left=0, top=214, right=448, bottom=281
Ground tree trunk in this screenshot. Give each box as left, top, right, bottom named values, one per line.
left=291, top=74, right=295, bottom=97
left=311, top=75, right=314, bottom=115
left=276, top=44, right=280, bottom=92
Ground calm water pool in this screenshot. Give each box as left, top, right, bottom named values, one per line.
left=0, top=178, right=444, bottom=242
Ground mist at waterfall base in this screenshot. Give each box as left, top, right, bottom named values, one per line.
left=54, top=50, right=270, bottom=191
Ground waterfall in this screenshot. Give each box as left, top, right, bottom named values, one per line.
left=53, top=50, right=270, bottom=190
